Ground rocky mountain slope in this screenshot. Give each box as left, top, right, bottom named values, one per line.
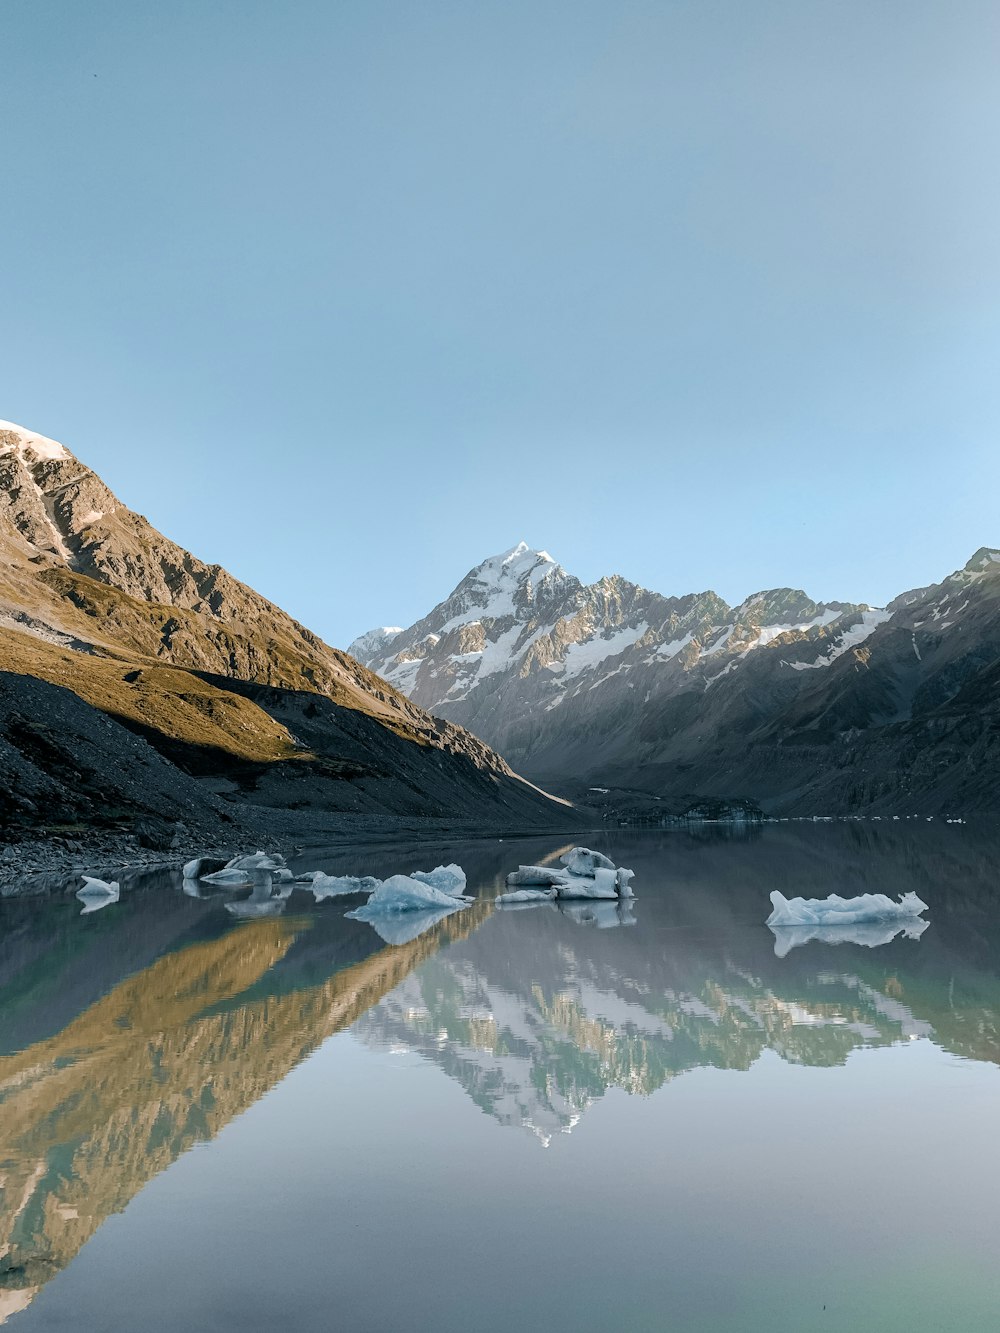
left=0, top=422, right=574, bottom=848
left=351, top=543, right=1000, bottom=815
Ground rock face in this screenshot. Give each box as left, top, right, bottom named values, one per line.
left=0, top=423, right=575, bottom=841
left=351, top=542, right=1000, bottom=814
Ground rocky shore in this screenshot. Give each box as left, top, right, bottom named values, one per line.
left=0, top=808, right=591, bottom=895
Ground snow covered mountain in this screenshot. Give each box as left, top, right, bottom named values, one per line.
left=350, top=542, right=1000, bottom=814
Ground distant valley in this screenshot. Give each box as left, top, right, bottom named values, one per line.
left=351, top=541, right=1000, bottom=816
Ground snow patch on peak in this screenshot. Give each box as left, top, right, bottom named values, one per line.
left=438, top=544, right=567, bottom=633
left=561, top=623, right=649, bottom=680
left=0, top=420, right=71, bottom=462
left=347, top=626, right=404, bottom=660
left=783, top=608, right=890, bottom=670
left=486, top=542, right=557, bottom=580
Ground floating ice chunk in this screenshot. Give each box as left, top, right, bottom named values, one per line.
left=560, top=847, right=617, bottom=877
left=496, top=888, right=559, bottom=905
left=556, top=868, right=619, bottom=900
left=201, top=867, right=255, bottom=886
left=365, top=906, right=463, bottom=946
left=507, top=857, right=636, bottom=900
left=766, top=890, right=928, bottom=928
left=78, top=875, right=119, bottom=895
left=616, top=868, right=635, bottom=898
left=225, top=850, right=286, bottom=872
left=76, top=876, right=120, bottom=914
left=505, top=865, right=571, bottom=887
left=769, top=917, right=930, bottom=958
left=495, top=898, right=559, bottom=914
left=182, top=856, right=227, bottom=879
left=411, top=864, right=467, bottom=896
left=347, top=874, right=472, bottom=919
left=311, top=873, right=380, bottom=901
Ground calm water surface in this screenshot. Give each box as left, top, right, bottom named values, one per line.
left=2, top=825, right=1000, bottom=1331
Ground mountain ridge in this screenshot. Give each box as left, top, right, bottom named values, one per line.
left=0, top=423, right=576, bottom=851
left=351, top=541, right=1000, bottom=815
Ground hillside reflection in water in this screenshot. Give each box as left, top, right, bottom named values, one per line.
left=3, top=824, right=1000, bottom=1331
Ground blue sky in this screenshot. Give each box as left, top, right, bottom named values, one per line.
left=4, top=1, right=999, bottom=647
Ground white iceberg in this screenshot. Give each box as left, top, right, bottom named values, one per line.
left=560, top=847, right=617, bottom=876
left=496, top=888, right=559, bottom=905
left=346, top=874, right=472, bottom=920
left=766, top=890, right=929, bottom=928
left=556, top=868, right=619, bottom=900
left=505, top=865, right=571, bottom=887
left=769, top=917, right=930, bottom=959
left=504, top=849, right=636, bottom=902
left=411, top=864, right=467, bottom=897
left=311, top=873, right=380, bottom=902
left=182, top=856, right=227, bottom=879
left=225, top=850, right=286, bottom=872
left=200, top=867, right=256, bottom=886
left=76, top=875, right=120, bottom=914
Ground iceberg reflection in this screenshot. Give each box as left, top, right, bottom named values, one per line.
left=770, top=916, right=930, bottom=957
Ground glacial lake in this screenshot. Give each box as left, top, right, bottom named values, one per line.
left=2, top=824, right=1000, bottom=1331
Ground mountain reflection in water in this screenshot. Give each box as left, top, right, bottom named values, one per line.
left=2, top=823, right=1000, bottom=1324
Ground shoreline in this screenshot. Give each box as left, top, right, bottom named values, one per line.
left=0, top=815, right=595, bottom=896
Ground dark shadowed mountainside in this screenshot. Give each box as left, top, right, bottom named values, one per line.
left=0, top=422, right=575, bottom=851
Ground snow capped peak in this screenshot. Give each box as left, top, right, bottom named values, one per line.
left=438, top=544, right=570, bottom=625
left=347, top=625, right=404, bottom=660
left=0, top=419, right=71, bottom=463
left=479, top=542, right=557, bottom=580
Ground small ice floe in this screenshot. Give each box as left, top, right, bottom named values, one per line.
left=201, top=850, right=290, bottom=886
left=310, top=873, right=380, bottom=901
left=225, top=850, right=285, bottom=872
left=769, top=917, right=929, bottom=959
left=200, top=867, right=257, bottom=886
left=347, top=874, right=472, bottom=922
left=495, top=898, right=560, bottom=913
left=504, top=866, right=571, bottom=888
left=616, top=868, right=635, bottom=898
left=766, top=890, right=928, bottom=929
left=76, top=875, right=120, bottom=915
left=182, top=856, right=228, bottom=879
left=411, top=864, right=467, bottom=896
left=560, top=847, right=617, bottom=876
left=503, top=848, right=636, bottom=904
left=496, top=888, right=559, bottom=905
left=558, top=869, right=619, bottom=900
